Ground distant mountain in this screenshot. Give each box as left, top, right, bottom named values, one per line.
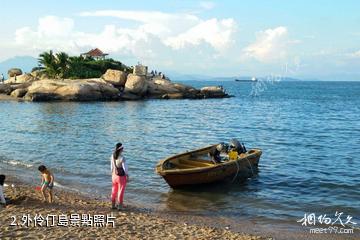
left=167, top=72, right=303, bottom=82
left=166, top=72, right=214, bottom=81
left=277, top=77, right=302, bottom=81
left=168, top=72, right=240, bottom=81
left=212, top=76, right=253, bottom=81
left=228, top=76, right=302, bottom=82
left=0, top=56, right=38, bottom=78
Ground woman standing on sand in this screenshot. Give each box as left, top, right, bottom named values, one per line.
left=110, top=143, right=129, bottom=210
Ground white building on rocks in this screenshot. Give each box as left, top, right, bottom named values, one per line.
left=133, top=64, right=148, bottom=76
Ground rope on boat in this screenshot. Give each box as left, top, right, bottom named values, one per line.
left=231, top=160, right=240, bottom=183
left=231, top=155, right=255, bottom=183
left=246, top=156, right=255, bottom=176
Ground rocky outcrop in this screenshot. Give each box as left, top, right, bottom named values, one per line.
left=30, top=70, right=43, bottom=78
left=1, top=73, right=230, bottom=102
left=125, top=74, right=148, bottom=96
left=161, top=93, right=184, bottom=99
left=23, top=79, right=120, bottom=101
left=147, top=79, right=178, bottom=96
left=5, top=73, right=35, bottom=84
left=102, top=69, right=128, bottom=87
left=201, top=86, right=227, bottom=98
left=10, top=88, right=27, bottom=98
left=9, top=81, right=35, bottom=93
left=0, top=81, right=34, bottom=96
left=172, top=83, right=196, bottom=92
left=0, top=84, right=13, bottom=95
left=8, top=68, right=22, bottom=78
left=120, top=92, right=142, bottom=100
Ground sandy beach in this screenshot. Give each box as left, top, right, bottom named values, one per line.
left=1, top=1, right=360, bottom=240
left=0, top=176, right=267, bottom=240
left=2, top=177, right=358, bottom=240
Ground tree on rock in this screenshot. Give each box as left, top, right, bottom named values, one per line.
left=38, top=51, right=69, bottom=78
left=38, top=50, right=131, bottom=80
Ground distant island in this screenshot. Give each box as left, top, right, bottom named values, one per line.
left=0, top=49, right=229, bottom=101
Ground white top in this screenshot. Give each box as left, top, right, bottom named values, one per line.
left=110, top=154, right=128, bottom=176
left=0, top=185, right=6, bottom=204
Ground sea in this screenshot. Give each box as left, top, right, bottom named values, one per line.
left=0, top=80, right=359, bottom=233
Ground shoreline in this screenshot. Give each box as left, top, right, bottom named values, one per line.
left=0, top=175, right=267, bottom=240
left=1, top=174, right=358, bottom=240
left=0, top=94, right=20, bottom=101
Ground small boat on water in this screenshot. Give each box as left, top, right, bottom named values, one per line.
left=235, top=77, right=258, bottom=82
left=155, top=144, right=262, bottom=188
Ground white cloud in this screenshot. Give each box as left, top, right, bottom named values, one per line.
left=15, top=11, right=236, bottom=59
left=164, top=18, right=236, bottom=51
left=243, top=26, right=290, bottom=62
left=79, top=10, right=200, bottom=36
left=79, top=10, right=236, bottom=52
left=38, top=16, right=74, bottom=37
left=15, top=16, right=77, bottom=53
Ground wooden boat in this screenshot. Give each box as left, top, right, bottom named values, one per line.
left=155, top=144, right=262, bottom=188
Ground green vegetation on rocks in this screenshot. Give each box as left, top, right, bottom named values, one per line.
left=37, top=50, right=132, bottom=79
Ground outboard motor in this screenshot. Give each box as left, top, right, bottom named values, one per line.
left=229, top=138, right=246, bottom=154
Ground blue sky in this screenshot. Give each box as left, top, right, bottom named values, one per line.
left=1, top=0, right=360, bottom=80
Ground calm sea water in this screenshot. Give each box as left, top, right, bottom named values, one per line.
left=0, top=81, right=359, bottom=226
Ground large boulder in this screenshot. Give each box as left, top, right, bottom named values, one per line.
left=30, top=70, right=44, bottom=79
left=10, top=88, right=27, bottom=98
left=147, top=79, right=196, bottom=96
left=29, top=71, right=49, bottom=80
left=200, top=86, right=227, bottom=98
left=124, top=74, right=148, bottom=96
left=120, top=92, right=142, bottom=101
left=102, top=69, right=128, bottom=87
left=24, top=79, right=120, bottom=101
left=147, top=78, right=201, bottom=98
left=173, top=83, right=196, bottom=92
left=0, top=84, right=13, bottom=95
left=7, top=68, right=22, bottom=78
left=10, top=81, right=34, bottom=90
left=162, top=93, right=184, bottom=99
left=7, top=81, right=34, bottom=98
left=5, top=73, right=35, bottom=84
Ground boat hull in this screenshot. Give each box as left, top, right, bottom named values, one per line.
left=156, top=145, right=261, bottom=188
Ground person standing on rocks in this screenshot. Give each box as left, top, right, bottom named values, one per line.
left=0, top=73, right=4, bottom=84
left=110, top=143, right=129, bottom=210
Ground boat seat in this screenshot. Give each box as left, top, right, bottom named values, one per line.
left=175, top=163, right=197, bottom=169
left=180, top=159, right=214, bottom=167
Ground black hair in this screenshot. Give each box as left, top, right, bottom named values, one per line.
left=0, top=174, right=5, bottom=186
left=38, top=165, right=47, bottom=172
left=113, top=142, right=123, bottom=160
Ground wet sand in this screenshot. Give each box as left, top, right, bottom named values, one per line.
left=1, top=176, right=358, bottom=240
left=0, top=176, right=267, bottom=240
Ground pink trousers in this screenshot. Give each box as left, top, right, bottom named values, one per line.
left=111, top=175, right=127, bottom=204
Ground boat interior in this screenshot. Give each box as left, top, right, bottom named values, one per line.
left=172, top=158, right=215, bottom=169
left=163, top=152, right=214, bottom=170
left=163, top=149, right=258, bottom=170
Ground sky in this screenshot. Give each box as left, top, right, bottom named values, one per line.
left=1, top=0, right=360, bottom=80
